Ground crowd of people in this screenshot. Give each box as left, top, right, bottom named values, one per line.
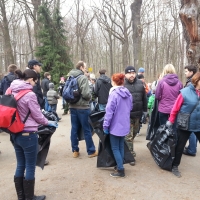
left=0, top=60, right=200, bottom=199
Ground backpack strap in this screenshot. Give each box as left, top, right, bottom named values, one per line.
left=14, top=89, right=32, bottom=124
left=15, top=90, right=32, bottom=101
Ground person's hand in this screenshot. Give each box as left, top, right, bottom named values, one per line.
left=48, top=120, right=58, bottom=128
left=166, top=121, right=173, bottom=129
left=103, top=129, right=109, bottom=135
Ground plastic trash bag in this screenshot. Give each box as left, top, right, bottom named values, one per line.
left=89, top=111, right=135, bottom=168
left=146, top=99, right=160, bottom=141
left=36, top=111, right=57, bottom=169
left=147, top=125, right=176, bottom=171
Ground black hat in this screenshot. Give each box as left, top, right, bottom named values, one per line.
left=137, top=74, right=144, bottom=79
left=28, top=59, right=42, bottom=67
left=125, top=66, right=136, bottom=74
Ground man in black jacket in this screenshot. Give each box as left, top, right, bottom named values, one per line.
left=94, top=69, right=112, bottom=111
left=41, top=72, right=51, bottom=111
left=124, top=66, right=147, bottom=165
left=28, top=59, right=44, bottom=109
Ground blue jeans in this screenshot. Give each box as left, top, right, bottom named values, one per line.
left=44, top=97, right=52, bottom=112
left=99, top=104, right=106, bottom=111
left=158, top=112, right=169, bottom=125
left=70, top=108, right=95, bottom=155
left=187, top=132, right=198, bottom=154
left=109, top=134, right=125, bottom=170
left=11, top=132, right=38, bottom=180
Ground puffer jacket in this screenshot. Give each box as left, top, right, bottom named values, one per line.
left=47, top=83, right=59, bottom=105
left=10, top=79, right=48, bottom=132
left=124, top=78, right=147, bottom=118
left=68, top=69, right=91, bottom=109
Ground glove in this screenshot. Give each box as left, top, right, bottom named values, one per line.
left=166, top=121, right=173, bottom=129
left=103, top=129, right=109, bottom=135
left=48, top=120, right=58, bottom=128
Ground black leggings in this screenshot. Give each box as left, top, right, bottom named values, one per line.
left=173, top=129, right=200, bottom=166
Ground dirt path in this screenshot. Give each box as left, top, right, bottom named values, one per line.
left=1, top=99, right=200, bottom=200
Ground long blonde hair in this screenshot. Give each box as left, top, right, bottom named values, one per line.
left=161, top=64, right=176, bottom=76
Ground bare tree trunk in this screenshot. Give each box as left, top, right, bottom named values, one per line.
left=131, top=0, right=142, bottom=68
left=179, top=0, right=200, bottom=66
left=0, top=0, right=14, bottom=67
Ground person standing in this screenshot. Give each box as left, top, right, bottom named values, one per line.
left=41, top=72, right=51, bottom=111
left=10, top=69, right=57, bottom=200
left=94, top=69, right=112, bottom=111
left=155, top=64, right=183, bottom=126
left=0, top=64, right=17, bottom=95
left=183, top=65, right=198, bottom=156
left=68, top=61, right=97, bottom=158
left=103, top=73, right=132, bottom=178
left=47, top=83, right=61, bottom=121
left=166, top=72, right=200, bottom=177
left=124, top=66, right=147, bottom=165
left=27, top=59, right=49, bottom=165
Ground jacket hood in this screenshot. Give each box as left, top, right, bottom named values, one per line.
left=99, top=74, right=111, bottom=83
left=111, top=86, right=131, bottom=98
left=49, top=83, right=54, bottom=89
left=163, top=74, right=179, bottom=86
left=10, top=79, right=33, bottom=93
left=68, top=69, right=84, bottom=77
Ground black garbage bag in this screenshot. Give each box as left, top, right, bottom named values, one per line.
left=89, top=111, right=135, bottom=168
left=146, top=99, right=160, bottom=141
left=36, top=111, right=57, bottom=169
left=147, top=125, right=176, bottom=171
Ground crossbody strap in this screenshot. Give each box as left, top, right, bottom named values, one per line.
left=189, top=99, right=199, bottom=114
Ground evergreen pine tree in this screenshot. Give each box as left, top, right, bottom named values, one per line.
left=35, top=3, right=73, bottom=84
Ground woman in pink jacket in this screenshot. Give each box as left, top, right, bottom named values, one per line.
left=10, top=69, right=57, bottom=200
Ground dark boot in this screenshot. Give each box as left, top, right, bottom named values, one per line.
left=23, top=179, right=46, bottom=200
left=14, top=176, right=25, bottom=200
left=110, top=169, right=125, bottom=178
left=172, top=166, right=181, bottom=178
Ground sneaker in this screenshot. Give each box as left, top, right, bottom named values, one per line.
left=129, top=161, right=135, bottom=166
left=88, top=151, right=98, bottom=158
left=62, top=112, right=68, bottom=115
left=172, top=166, right=181, bottom=178
left=183, top=149, right=196, bottom=157
left=110, top=170, right=125, bottom=178
left=73, top=151, right=79, bottom=158
left=44, top=160, right=49, bottom=165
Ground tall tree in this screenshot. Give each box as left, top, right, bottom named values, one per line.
left=35, top=3, right=73, bottom=83
left=0, top=0, right=14, bottom=68
left=131, top=0, right=143, bottom=68
left=179, top=0, right=200, bottom=65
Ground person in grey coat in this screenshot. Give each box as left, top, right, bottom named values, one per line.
left=47, top=83, right=61, bottom=121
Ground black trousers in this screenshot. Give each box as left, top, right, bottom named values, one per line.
left=173, top=129, right=200, bottom=166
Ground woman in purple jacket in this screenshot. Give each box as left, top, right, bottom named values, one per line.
left=155, top=64, right=183, bottom=126
left=10, top=69, right=57, bottom=200
left=103, top=73, right=132, bottom=178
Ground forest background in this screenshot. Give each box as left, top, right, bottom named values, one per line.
left=0, top=0, right=186, bottom=84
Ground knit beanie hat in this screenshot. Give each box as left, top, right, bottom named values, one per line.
left=125, top=66, right=136, bottom=74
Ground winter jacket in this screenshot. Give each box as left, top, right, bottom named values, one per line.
left=94, top=74, right=112, bottom=104
left=103, top=86, right=132, bottom=136
left=41, top=77, right=50, bottom=97
left=0, top=72, right=16, bottom=95
left=124, top=78, right=147, bottom=119
left=155, top=74, right=183, bottom=114
left=68, top=69, right=91, bottom=109
left=10, top=79, right=48, bottom=132
left=169, top=84, right=200, bottom=132
left=32, top=72, right=44, bottom=109
left=47, top=83, right=59, bottom=105
left=148, top=94, right=155, bottom=115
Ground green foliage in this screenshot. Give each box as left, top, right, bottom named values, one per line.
left=35, top=3, right=73, bottom=84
